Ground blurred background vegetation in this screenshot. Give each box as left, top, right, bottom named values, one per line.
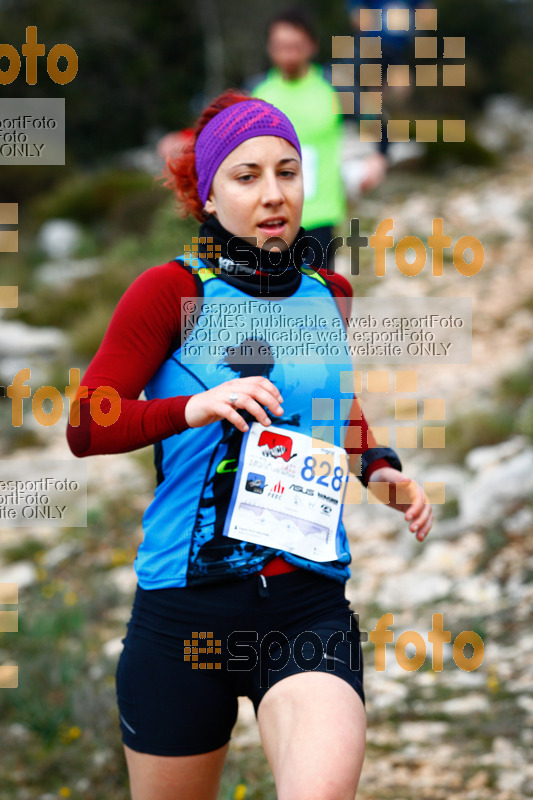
left=0, top=0, right=531, bottom=163
left=0, top=0, right=531, bottom=356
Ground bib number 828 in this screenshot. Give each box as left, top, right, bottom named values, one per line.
left=301, top=456, right=345, bottom=492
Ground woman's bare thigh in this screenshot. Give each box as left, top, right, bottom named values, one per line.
left=123, top=741, right=229, bottom=800
left=257, top=672, right=366, bottom=800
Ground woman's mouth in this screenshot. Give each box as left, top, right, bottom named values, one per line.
left=257, top=218, right=287, bottom=237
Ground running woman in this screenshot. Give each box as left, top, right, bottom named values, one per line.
left=67, top=90, right=432, bottom=800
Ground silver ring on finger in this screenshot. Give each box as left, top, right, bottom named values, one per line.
left=228, top=392, right=239, bottom=406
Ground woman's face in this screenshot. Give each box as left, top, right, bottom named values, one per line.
left=204, top=135, right=303, bottom=251
left=267, top=22, right=317, bottom=80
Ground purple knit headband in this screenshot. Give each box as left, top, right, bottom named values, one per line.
left=195, top=99, right=302, bottom=206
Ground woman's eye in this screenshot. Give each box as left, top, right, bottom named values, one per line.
left=280, top=170, right=297, bottom=178
left=237, top=174, right=254, bottom=182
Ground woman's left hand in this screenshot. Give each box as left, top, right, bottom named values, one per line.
left=367, top=466, right=433, bottom=541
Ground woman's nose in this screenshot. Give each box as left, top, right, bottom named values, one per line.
left=261, top=173, right=284, bottom=205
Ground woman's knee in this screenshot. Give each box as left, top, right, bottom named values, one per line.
left=277, top=774, right=361, bottom=800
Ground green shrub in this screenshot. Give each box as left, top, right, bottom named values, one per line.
left=30, top=169, right=167, bottom=232
left=496, top=367, right=533, bottom=408
left=444, top=408, right=515, bottom=462
left=422, top=123, right=499, bottom=169
left=517, top=398, right=533, bottom=441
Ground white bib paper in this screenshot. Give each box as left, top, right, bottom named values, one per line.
left=223, top=423, right=349, bottom=562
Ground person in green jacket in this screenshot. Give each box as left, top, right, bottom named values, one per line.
left=251, top=7, right=388, bottom=272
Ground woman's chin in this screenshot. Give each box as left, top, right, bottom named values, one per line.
left=258, top=236, right=290, bottom=252
left=229, top=232, right=292, bottom=251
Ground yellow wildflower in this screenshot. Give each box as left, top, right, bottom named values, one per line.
left=59, top=725, right=82, bottom=744
left=487, top=664, right=499, bottom=693
left=63, top=590, right=78, bottom=606
left=110, top=548, right=128, bottom=567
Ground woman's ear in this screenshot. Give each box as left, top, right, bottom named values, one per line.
left=204, top=194, right=216, bottom=216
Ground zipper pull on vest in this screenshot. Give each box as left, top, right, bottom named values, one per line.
left=257, top=573, right=270, bottom=598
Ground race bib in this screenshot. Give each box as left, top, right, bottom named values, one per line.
left=223, top=423, right=349, bottom=562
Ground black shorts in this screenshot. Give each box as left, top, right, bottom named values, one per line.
left=115, top=569, right=365, bottom=756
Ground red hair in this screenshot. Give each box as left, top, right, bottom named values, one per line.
left=161, top=89, right=251, bottom=222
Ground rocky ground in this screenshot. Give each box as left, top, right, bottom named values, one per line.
left=230, top=144, right=533, bottom=798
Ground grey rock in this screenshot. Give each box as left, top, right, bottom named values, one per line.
left=36, top=257, right=101, bottom=288
left=364, top=677, right=408, bottom=709
left=376, top=571, right=453, bottom=608
left=465, top=436, right=529, bottom=473
left=427, top=516, right=471, bottom=540
left=476, top=95, right=533, bottom=153
left=7, top=722, right=31, bottom=742
left=42, top=541, right=80, bottom=568
left=419, top=464, right=469, bottom=497
left=108, top=565, right=137, bottom=595
left=440, top=694, right=490, bottom=715
left=459, top=446, right=533, bottom=525
left=504, top=506, right=533, bottom=536
left=398, top=721, right=449, bottom=743
left=0, top=561, right=37, bottom=589
left=454, top=573, right=501, bottom=606
left=412, top=534, right=483, bottom=576
left=102, top=636, right=124, bottom=659
left=497, top=771, right=525, bottom=793
left=38, top=219, right=82, bottom=260
left=0, top=320, right=67, bottom=359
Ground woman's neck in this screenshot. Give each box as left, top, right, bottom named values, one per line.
left=195, top=214, right=307, bottom=297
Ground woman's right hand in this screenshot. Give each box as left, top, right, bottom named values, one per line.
left=184, top=377, right=284, bottom=433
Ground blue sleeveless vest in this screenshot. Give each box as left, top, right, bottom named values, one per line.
left=134, top=259, right=356, bottom=588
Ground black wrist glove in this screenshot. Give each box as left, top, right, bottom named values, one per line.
left=359, top=447, right=403, bottom=487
